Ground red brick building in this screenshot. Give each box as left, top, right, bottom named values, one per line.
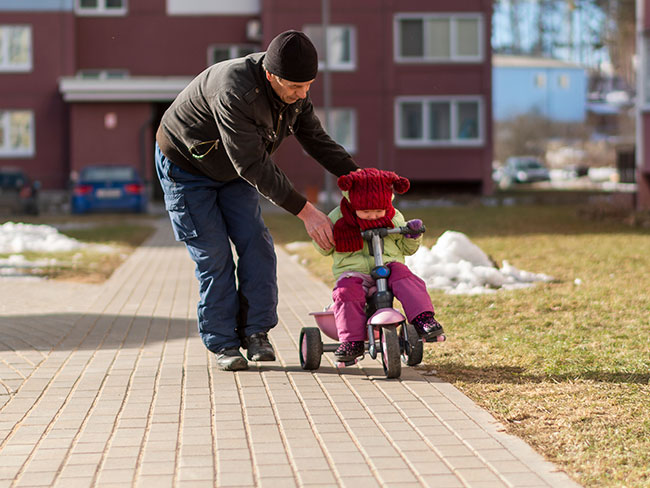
left=1, top=0, right=493, bottom=205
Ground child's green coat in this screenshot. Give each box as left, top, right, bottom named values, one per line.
left=314, top=206, right=422, bottom=280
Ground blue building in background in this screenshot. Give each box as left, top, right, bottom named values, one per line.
left=493, top=55, right=587, bottom=122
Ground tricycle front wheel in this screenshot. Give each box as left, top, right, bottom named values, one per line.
left=380, top=326, right=401, bottom=379
left=299, top=327, right=323, bottom=370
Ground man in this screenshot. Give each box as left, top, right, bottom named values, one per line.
left=155, top=30, right=359, bottom=371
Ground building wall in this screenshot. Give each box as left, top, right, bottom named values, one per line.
left=0, top=11, right=74, bottom=188
left=2, top=0, right=493, bottom=200
left=68, top=103, right=154, bottom=182
left=266, top=0, right=493, bottom=196
left=75, top=5, right=254, bottom=76
left=493, top=66, right=586, bottom=122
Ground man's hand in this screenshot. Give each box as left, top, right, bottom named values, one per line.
left=297, top=201, right=334, bottom=250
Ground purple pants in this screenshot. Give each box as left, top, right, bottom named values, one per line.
left=332, top=262, right=434, bottom=342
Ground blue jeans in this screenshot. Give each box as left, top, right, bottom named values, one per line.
left=155, top=143, right=278, bottom=352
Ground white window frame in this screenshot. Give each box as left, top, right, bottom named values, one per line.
left=0, top=110, right=35, bottom=158
left=314, top=107, right=358, bottom=154
left=207, top=44, right=258, bottom=66
left=0, top=25, right=32, bottom=73
left=314, top=107, right=359, bottom=155
left=75, top=0, right=127, bottom=16
left=395, top=96, right=484, bottom=147
left=76, top=69, right=129, bottom=79
left=303, top=25, right=356, bottom=71
left=394, top=13, right=484, bottom=63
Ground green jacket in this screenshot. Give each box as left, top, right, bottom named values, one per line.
left=314, top=207, right=421, bottom=280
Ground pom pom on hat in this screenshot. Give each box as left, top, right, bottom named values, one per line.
left=337, top=168, right=410, bottom=211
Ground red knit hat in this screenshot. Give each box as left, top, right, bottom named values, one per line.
left=337, top=168, right=410, bottom=210
left=332, top=168, right=411, bottom=252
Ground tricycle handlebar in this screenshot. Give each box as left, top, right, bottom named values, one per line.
left=360, top=224, right=426, bottom=241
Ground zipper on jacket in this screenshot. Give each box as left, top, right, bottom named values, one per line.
left=269, top=106, right=288, bottom=154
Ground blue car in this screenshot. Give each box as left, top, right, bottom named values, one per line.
left=71, top=165, right=147, bottom=214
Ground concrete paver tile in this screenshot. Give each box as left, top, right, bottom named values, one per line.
left=53, top=476, right=95, bottom=487
left=258, top=477, right=298, bottom=488
left=215, top=470, right=253, bottom=485
left=135, top=475, right=174, bottom=488
left=139, top=461, right=176, bottom=476
left=419, top=474, right=465, bottom=487
left=298, top=469, right=337, bottom=485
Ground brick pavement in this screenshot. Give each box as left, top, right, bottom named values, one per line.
left=0, top=219, right=582, bottom=488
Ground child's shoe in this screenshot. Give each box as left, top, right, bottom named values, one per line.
left=412, top=312, right=445, bottom=341
left=334, top=341, right=365, bottom=361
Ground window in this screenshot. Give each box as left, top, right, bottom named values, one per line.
left=0, top=25, right=32, bottom=72
left=534, top=73, right=547, bottom=87
left=314, top=108, right=357, bottom=154
left=303, top=25, right=355, bottom=71
left=395, top=14, right=483, bottom=62
left=558, top=74, right=570, bottom=89
left=0, top=110, right=35, bottom=157
left=395, top=97, right=482, bottom=146
left=76, top=69, right=129, bottom=79
left=208, top=45, right=258, bottom=65
left=76, top=0, right=127, bottom=15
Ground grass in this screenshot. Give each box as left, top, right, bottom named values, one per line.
left=264, top=203, right=650, bottom=488
left=0, top=214, right=157, bottom=282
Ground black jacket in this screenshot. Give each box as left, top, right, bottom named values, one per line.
left=156, top=52, right=358, bottom=215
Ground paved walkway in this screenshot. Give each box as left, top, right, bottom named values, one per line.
left=0, top=219, right=581, bottom=488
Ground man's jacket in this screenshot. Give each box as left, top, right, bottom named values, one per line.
left=157, top=52, right=358, bottom=215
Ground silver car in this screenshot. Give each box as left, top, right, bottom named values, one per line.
left=502, top=157, right=550, bottom=184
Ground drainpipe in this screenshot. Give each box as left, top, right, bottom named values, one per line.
left=322, top=0, right=334, bottom=211
left=139, top=106, right=156, bottom=204
left=635, top=0, right=644, bottom=210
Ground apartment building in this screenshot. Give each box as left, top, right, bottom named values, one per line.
left=0, top=0, right=493, bottom=203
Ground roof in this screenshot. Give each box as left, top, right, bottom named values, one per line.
left=58, top=76, right=192, bottom=102
left=493, top=54, right=584, bottom=70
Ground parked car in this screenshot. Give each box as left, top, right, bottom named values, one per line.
left=501, top=157, right=551, bottom=186
left=0, top=167, right=40, bottom=215
left=71, top=165, right=147, bottom=214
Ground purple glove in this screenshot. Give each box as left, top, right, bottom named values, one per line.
left=404, top=219, right=423, bottom=239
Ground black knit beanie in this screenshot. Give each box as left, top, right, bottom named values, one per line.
left=264, top=30, right=318, bottom=82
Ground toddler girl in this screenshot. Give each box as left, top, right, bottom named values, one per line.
left=314, top=168, right=444, bottom=362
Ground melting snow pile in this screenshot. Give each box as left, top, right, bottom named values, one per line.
left=0, top=222, right=88, bottom=278
left=0, top=222, right=85, bottom=253
left=405, top=230, right=553, bottom=295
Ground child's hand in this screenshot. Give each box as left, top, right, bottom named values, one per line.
left=404, top=219, right=423, bottom=238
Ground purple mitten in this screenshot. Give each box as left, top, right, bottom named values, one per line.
left=404, top=219, right=423, bottom=238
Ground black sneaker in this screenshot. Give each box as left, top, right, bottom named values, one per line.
left=243, top=332, right=276, bottom=361
left=215, top=347, right=248, bottom=371
left=334, top=341, right=365, bottom=362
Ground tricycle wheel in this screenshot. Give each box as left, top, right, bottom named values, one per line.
left=401, top=323, right=423, bottom=366
left=380, top=326, right=401, bottom=379
left=299, top=327, right=322, bottom=370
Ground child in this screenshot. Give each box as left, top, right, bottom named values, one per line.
left=314, top=168, right=444, bottom=362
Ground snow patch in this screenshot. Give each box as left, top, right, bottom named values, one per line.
left=405, top=230, right=553, bottom=295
